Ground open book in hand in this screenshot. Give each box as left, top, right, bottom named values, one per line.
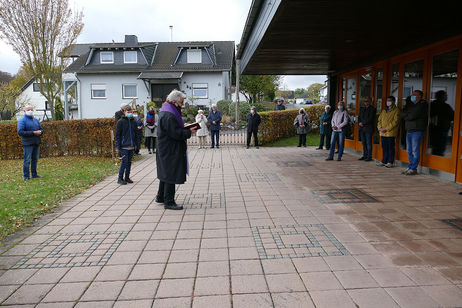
left=184, top=122, right=201, bottom=130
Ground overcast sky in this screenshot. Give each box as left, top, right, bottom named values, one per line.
left=0, top=0, right=325, bottom=90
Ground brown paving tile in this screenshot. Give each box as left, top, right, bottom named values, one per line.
left=80, top=281, right=125, bottom=301
left=231, top=275, right=268, bottom=294
left=438, top=267, right=462, bottom=284
left=401, top=267, right=451, bottom=285
left=354, top=254, right=395, bottom=269
left=0, top=269, right=37, bottom=285
left=261, top=259, right=296, bottom=274
left=232, top=293, right=273, bottom=308
left=334, top=270, right=379, bottom=289
left=421, top=285, right=462, bottom=307
left=309, top=290, right=356, bottom=308
left=26, top=268, right=69, bottom=284
left=266, top=273, right=306, bottom=292
left=155, top=278, right=194, bottom=298
left=229, top=247, right=259, bottom=260
left=230, top=259, right=263, bottom=275
left=324, top=256, right=363, bottom=271
left=3, top=283, right=54, bottom=305
left=106, top=251, right=141, bottom=265
left=200, top=238, right=228, bottom=249
left=415, top=252, right=460, bottom=267
left=95, top=264, right=132, bottom=281
left=75, top=300, right=114, bottom=308
left=272, top=292, right=315, bottom=308
left=163, top=262, right=197, bottom=278
left=113, top=299, right=153, bottom=308
left=138, top=250, right=170, bottom=264
left=168, top=249, right=198, bottom=262
left=42, top=282, right=88, bottom=302
left=369, top=268, right=416, bottom=287
left=152, top=296, right=191, bottom=308
left=118, top=280, right=158, bottom=300
left=128, top=263, right=165, bottom=280
left=199, top=248, right=229, bottom=261
left=0, top=285, right=20, bottom=302
left=291, top=257, right=330, bottom=273
left=197, top=260, right=229, bottom=277
left=386, top=286, right=439, bottom=308
left=300, top=271, right=343, bottom=291
left=60, top=266, right=101, bottom=282
left=192, top=295, right=231, bottom=308
left=36, top=302, right=75, bottom=308
left=347, top=288, right=399, bottom=308
left=194, top=276, right=230, bottom=296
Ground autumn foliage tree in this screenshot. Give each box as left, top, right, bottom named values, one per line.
left=239, top=75, right=280, bottom=104
left=0, top=0, right=84, bottom=120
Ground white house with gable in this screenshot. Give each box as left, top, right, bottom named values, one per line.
left=15, top=79, right=53, bottom=121
left=61, top=35, right=235, bottom=119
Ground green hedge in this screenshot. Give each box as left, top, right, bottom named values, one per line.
left=258, top=105, right=324, bottom=144
left=0, top=118, right=115, bottom=160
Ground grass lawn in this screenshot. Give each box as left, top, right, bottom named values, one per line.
left=265, top=132, right=320, bottom=147
left=0, top=156, right=121, bottom=240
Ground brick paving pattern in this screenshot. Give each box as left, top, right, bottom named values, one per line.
left=1, top=146, right=462, bottom=307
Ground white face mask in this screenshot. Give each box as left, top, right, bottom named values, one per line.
left=250, top=109, right=255, bottom=114
left=386, top=101, right=393, bottom=107
left=25, top=110, right=33, bottom=117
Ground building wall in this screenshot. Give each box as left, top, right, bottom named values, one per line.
left=78, top=74, right=150, bottom=119
left=180, top=72, right=225, bottom=107
left=15, top=83, right=52, bottom=120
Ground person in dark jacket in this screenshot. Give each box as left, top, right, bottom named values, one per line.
left=17, top=106, right=43, bottom=180
left=429, top=90, right=454, bottom=156
left=274, top=99, right=285, bottom=111
left=401, top=90, right=428, bottom=175
left=358, top=97, right=375, bottom=161
left=317, top=105, right=332, bottom=150
left=207, top=104, right=222, bottom=148
left=115, top=105, right=137, bottom=185
left=115, top=103, right=127, bottom=123
left=246, top=106, right=261, bottom=149
left=155, top=90, right=198, bottom=210
left=133, top=110, right=143, bottom=155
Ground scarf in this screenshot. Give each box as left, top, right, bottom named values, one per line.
left=299, top=114, right=305, bottom=128
left=146, top=111, right=155, bottom=125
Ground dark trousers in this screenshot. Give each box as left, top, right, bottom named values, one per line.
left=298, top=134, right=306, bottom=146
left=23, top=144, right=40, bottom=179
left=157, top=181, right=176, bottom=203
left=319, top=133, right=331, bottom=149
left=211, top=130, right=220, bottom=147
left=145, top=137, right=156, bottom=151
left=381, top=136, right=396, bottom=164
left=359, top=130, right=373, bottom=159
left=118, top=149, right=134, bottom=180
left=247, top=130, right=258, bottom=146
left=135, top=136, right=142, bottom=154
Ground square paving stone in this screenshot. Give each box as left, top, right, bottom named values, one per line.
left=176, top=193, right=225, bottom=209
left=118, top=280, right=158, bottom=300
left=194, top=276, right=230, bottom=296
left=3, top=283, right=54, bottom=305
left=113, top=299, right=153, bottom=308
left=155, top=278, right=194, bottom=298
left=192, top=295, right=231, bottom=308
left=236, top=173, right=281, bottom=183
left=276, top=161, right=313, bottom=167
left=272, top=292, right=315, bottom=308
left=231, top=275, right=268, bottom=294
left=80, top=281, right=124, bottom=301
left=232, top=293, right=273, bottom=308
left=312, top=188, right=379, bottom=203
left=41, top=282, right=88, bottom=302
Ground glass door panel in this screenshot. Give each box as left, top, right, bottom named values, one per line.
left=359, top=73, right=372, bottom=144
left=374, top=69, right=384, bottom=144
left=345, top=77, right=356, bottom=140
left=427, top=49, right=457, bottom=158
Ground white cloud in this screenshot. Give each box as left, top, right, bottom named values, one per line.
left=280, top=75, right=327, bottom=91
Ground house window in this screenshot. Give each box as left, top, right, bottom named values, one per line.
left=124, top=51, right=137, bottom=63
left=91, top=84, right=106, bottom=99
left=100, top=52, right=114, bottom=64
left=123, top=84, right=137, bottom=98
left=33, top=83, right=40, bottom=92
left=187, top=49, right=202, bottom=63
left=192, top=83, right=208, bottom=99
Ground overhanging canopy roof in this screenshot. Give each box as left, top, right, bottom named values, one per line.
left=137, top=71, right=183, bottom=84
left=238, top=0, right=462, bottom=76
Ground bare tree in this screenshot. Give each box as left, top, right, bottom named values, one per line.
left=0, top=0, right=83, bottom=120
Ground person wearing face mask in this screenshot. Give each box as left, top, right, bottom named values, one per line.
left=207, top=104, right=222, bottom=148
left=132, top=110, right=143, bottom=156
left=246, top=106, right=261, bottom=149
left=156, top=90, right=198, bottom=210
left=358, top=97, right=375, bottom=161
left=115, top=105, right=138, bottom=185
left=144, top=106, right=158, bottom=154
left=317, top=105, right=332, bottom=150
left=195, top=109, right=208, bottom=149
left=326, top=101, right=349, bottom=161
left=401, top=90, right=428, bottom=175
left=17, top=106, right=43, bottom=181
left=294, top=108, right=310, bottom=147
left=377, top=96, right=400, bottom=167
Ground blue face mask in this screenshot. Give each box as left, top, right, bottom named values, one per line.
left=338, top=106, right=344, bottom=110
left=410, top=95, right=417, bottom=103
left=126, top=113, right=133, bottom=118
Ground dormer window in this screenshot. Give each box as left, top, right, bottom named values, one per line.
left=187, top=49, right=202, bottom=63
left=100, top=52, right=114, bottom=64
left=124, top=51, right=137, bottom=63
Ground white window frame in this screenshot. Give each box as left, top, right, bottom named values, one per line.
left=187, top=49, right=202, bottom=64
left=100, top=51, right=114, bottom=64
left=91, top=84, right=106, bottom=99
left=124, top=50, right=137, bottom=64
left=192, top=83, right=208, bottom=99
left=32, top=83, right=40, bottom=92
left=122, top=84, right=137, bottom=99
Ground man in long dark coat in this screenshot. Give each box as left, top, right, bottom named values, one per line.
left=246, top=106, right=261, bottom=149
left=155, top=90, right=197, bottom=210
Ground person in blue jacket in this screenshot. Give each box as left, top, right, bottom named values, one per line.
left=17, top=106, right=43, bottom=181
left=207, top=104, right=222, bottom=148
left=115, top=105, right=138, bottom=185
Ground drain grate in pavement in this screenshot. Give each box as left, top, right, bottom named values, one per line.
left=442, top=219, right=462, bottom=231
left=176, top=192, right=225, bottom=209
left=11, top=231, right=128, bottom=269
left=237, top=173, right=281, bottom=183
left=251, top=224, right=349, bottom=259
left=276, top=161, right=312, bottom=167
left=312, top=188, right=379, bottom=203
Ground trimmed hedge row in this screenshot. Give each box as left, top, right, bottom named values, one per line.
left=258, top=105, right=325, bottom=144
left=0, top=118, right=115, bottom=160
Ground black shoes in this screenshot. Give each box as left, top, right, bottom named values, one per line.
left=297, top=145, right=301, bottom=147
left=337, top=158, right=342, bottom=161
left=325, top=157, right=333, bottom=161
left=32, top=175, right=42, bottom=178
left=246, top=146, right=249, bottom=149
left=365, top=158, right=372, bottom=161
left=316, top=147, right=322, bottom=150
left=164, top=202, right=183, bottom=210
left=155, top=195, right=164, bottom=203
left=358, top=157, right=365, bottom=160
left=118, top=178, right=127, bottom=185
left=256, top=146, right=259, bottom=149
left=125, top=178, right=133, bottom=183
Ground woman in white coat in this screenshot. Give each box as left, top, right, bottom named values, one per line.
left=195, top=109, right=208, bottom=149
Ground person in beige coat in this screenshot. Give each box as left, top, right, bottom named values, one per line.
left=377, top=96, right=400, bottom=167
left=195, top=110, right=208, bottom=148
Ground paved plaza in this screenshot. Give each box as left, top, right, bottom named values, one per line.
left=1, top=146, right=462, bottom=307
